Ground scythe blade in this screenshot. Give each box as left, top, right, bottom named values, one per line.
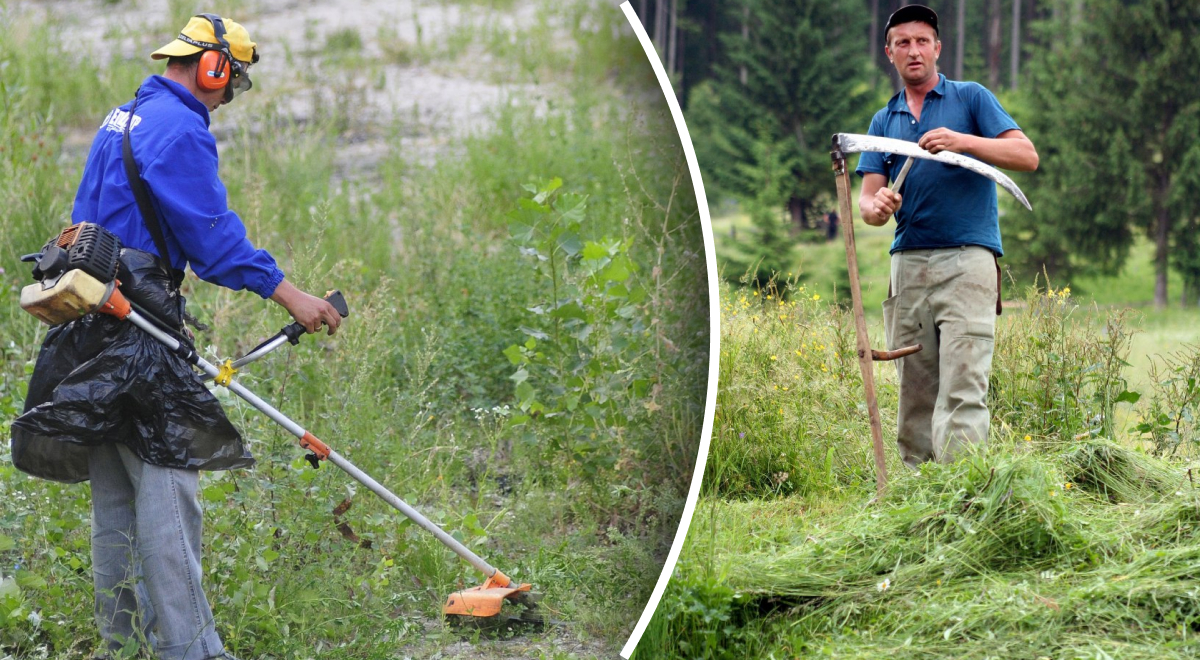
left=834, top=133, right=1032, bottom=211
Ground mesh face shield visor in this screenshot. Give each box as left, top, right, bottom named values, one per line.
left=223, top=59, right=253, bottom=103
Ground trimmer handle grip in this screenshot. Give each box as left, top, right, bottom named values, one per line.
left=283, top=290, right=350, bottom=344
left=325, top=290, right=350, bottom=318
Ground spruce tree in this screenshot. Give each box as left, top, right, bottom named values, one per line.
left=1012, top=0, right=1200, bottom=307
left=723, top=121, right=799, bottom=290
left=687, top=0, right=874, bottom=232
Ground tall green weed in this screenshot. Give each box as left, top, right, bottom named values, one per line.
left=991, top=284, right=1139, bottom=444
left=1135, top=347, right=1200, bottom=457
left=707, top=279, right=875, bottom=499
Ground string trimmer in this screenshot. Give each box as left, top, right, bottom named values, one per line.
left=19, top=223, right=547, bottom=629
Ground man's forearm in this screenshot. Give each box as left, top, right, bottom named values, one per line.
left=918, top=128, right=1039, bottom=172
left=962, top=133, right=1040, bottom=172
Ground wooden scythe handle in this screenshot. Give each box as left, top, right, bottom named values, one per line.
left=832, top=148, right=889, bottom=499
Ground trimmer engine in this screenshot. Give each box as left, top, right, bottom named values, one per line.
left=28, top=222, right=122, bottom=284
left=20, top=223, right=123, bottom=325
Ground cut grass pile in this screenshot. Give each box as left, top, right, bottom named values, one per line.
left=644, top=443, right=1200, bottom=659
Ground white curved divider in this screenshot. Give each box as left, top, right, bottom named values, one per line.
left=618, top=2, right=719, bottom=657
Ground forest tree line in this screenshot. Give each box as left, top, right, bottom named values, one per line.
left=637, top=0, right=1200, bottom=308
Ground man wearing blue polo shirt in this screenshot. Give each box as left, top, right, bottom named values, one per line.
left=856, top=5, right=1038, bottom=467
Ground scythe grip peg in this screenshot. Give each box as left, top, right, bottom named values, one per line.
left=871, top=344, right=923, bottom=362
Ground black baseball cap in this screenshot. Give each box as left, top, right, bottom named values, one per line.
left=884, top=5, right=939, bottom=41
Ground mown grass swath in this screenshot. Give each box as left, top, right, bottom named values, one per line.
left=636, top=280, right=1200, bottom=659
left=0, top=2, right=707, bottom=657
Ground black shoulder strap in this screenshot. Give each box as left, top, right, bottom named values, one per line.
left=121, top=90, right=183, bottom=291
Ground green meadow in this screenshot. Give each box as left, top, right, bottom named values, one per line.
left=636, top=198, right=1200, bottom=658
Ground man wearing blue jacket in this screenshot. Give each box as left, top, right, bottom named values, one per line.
left=14, top=15, right=340, bottom=660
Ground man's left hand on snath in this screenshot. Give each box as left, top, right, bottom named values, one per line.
left=918, top=127, right=972, bottom=155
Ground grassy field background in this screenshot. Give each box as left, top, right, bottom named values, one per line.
left=710, top=205, right=1196, bottom=388
left=0, top=1, right=708, bottom=658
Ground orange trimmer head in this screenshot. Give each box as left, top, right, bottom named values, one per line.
left=443, top=572, right=548, bottom=630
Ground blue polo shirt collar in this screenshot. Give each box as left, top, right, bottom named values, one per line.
left=886, top=73, right=947, bottom=115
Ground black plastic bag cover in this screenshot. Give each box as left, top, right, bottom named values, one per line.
left=116, top=247, right=188, bottom=330
left=10, top=251, right=253, bottom=483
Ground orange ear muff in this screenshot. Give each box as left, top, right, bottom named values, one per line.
left=196, top=50, right=230, bottom=92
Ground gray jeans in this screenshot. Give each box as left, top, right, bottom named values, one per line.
left=882, top=246, right=997, bottom=467
left=89, top=442, right=225, bottom=659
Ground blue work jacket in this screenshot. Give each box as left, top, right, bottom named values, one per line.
left=72, top=75, right=284, bottom=298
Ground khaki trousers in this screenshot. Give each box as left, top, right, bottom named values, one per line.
left=882, top=246, right=997, bottom=467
